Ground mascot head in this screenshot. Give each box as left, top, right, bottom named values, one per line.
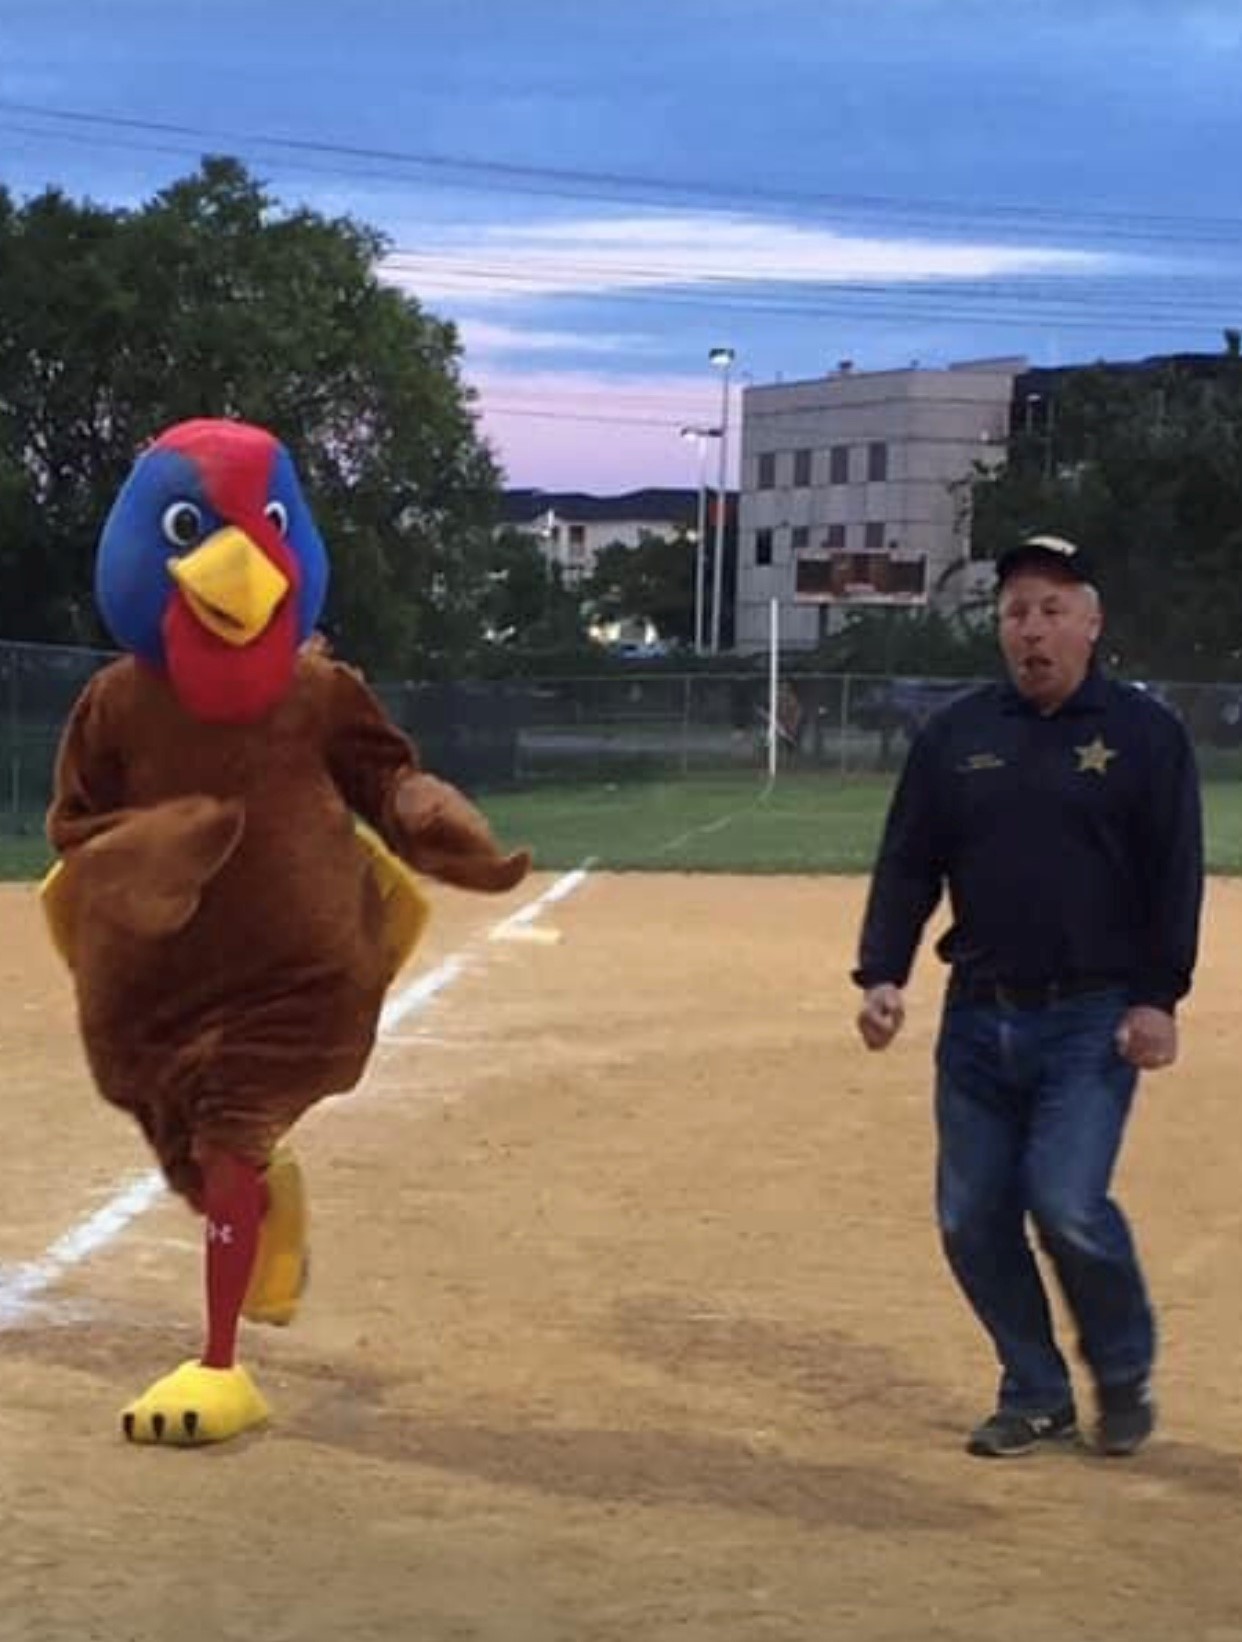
left=95, top=419, right=329, bottom=724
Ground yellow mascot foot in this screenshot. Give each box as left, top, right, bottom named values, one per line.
left=121, top=1360, right=270, bottom=1446
left=242, top=1146, right=309, bottom=1327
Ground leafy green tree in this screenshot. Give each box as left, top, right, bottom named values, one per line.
left=0, top=184, right=135, bottom=642
left=584, top=529, right=696, bottom=645
left=479, top=526, right=588, bottom=650
left=813, top=606, right=998, bottom=677
left=969, top=341, right=1242, bottom=679
left=0, top=159, right=500, bottom=674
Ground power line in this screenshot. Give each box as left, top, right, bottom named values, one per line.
left=388, top=249, right=1242, bottom=306
left=480, top=402, right=1042, bottom=447
left=442, top=279, right=1240, bottom=336
left=480, top=403, right=691, bottom=429
left=7, top=99, right=1242, bottom=250
left=15, top=112, right=1239, bottom=335
left=6, top=101, right=1241, bottom=355
left=389, top=253, right=1242, bottom=326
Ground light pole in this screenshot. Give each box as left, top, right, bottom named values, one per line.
left=708, top=346, right=735, bottom=653
left=680, top=424, right=721, bottom=655
left=1024, top=393, right=1054, bottom=478
left=539, top=507, right=559, bottom=631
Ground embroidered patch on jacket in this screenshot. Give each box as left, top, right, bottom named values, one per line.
left=958, top=751, right=1006, bottom=772
left=1075, top=735, right=1118, bottom=775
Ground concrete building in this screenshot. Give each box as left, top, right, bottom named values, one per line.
left=734, top=357, right=1026, bottom=652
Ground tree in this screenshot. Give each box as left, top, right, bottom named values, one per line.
left=0, top=184, right=137, bottom=643
left=968, top=340, right=1242, bottom=679
left=0, top=159, right=501, bottom=674
left=479, top=527, right=588, bottom=651
left=814, top=605, right=998, bottom=677
left=584, top=530, right=696, bottom=645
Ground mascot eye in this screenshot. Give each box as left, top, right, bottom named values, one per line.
left=161, top=502, right=203, bottom=550
left=265, top=501, right=289, bottom=536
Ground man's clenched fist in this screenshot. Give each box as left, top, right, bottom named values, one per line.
left=857, top=983, right=906, bottom=1051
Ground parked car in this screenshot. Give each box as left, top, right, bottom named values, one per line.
left=1152, top=681, right=1242, bottom=747
left=612, top=640, right=673, bottom=662
left=850, top=677, right=981, bottom=743
left=1214, top=689, right=1242, bottom=745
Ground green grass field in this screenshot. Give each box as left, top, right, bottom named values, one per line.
left=482, top=775, right=1242, bottom=873
left=0, top=832, right=51, bottom=880
left=481, top=775, right=891, bottom=872
left=8, top=773, right=1242, bottom=879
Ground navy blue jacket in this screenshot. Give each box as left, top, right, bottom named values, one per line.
left=854, top=669, right=1203, bottom=1012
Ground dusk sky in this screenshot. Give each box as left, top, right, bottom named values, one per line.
left=3, top=0, right=1241, bottom=492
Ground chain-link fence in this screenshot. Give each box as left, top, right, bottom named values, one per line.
left=6, top=640, right=1242, bottom=833
left=1, top=642, right=118, bottom=832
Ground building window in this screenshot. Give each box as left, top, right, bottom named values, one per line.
left=568, top=523, right=585, bottom=546
left=791, top=526, right=809, bottom=551
left=757, top=452, right=777, bottom=490
left=755, top=529, right=773, bottom=566
left=829, top=445, right=850, bottom=485
left=824, top=523, right=846, bottom=550
left=793, top=448, right=812, bottom=487
left=864, top=521, right=885, bottom=550
left=867, top=442, right=888, bottom=482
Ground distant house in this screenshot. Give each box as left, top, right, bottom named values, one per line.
left=499, top=488, right=699, bottom=585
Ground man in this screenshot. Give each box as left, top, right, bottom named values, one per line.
left=853, top=535, right=1203, bottom=1459
left=775, top=681, right=805, bottom=757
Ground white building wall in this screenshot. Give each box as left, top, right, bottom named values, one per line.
left=735, top=358, right=1022, bottom=652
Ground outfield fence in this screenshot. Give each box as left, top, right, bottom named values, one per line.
left=5, top=639, right=1242, bottom=833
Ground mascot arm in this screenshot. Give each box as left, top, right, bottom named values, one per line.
left=43, top=675, right=245, bottom=964
left=322, top=663, right=530, bottom=895
left=391, top=772, right=530, bottom=894
left=47, top=674, right=134, bottom=853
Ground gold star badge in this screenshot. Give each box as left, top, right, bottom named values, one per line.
left=1075, top=735, right=1118, bottom=775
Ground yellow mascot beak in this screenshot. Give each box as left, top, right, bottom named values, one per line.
left=167, top=527, right=289, bottom=646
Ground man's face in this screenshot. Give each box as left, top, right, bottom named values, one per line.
left=997, top=569, right=1102, bottom=711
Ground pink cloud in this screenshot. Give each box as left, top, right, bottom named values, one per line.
left=471, top=369, right=741, bottom=492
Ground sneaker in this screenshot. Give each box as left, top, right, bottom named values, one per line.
left=966, top=1403, right=1078, bottom=1458
left=1095, top=1378, right=1155, bottom=1456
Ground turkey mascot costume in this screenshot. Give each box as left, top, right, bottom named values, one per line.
left=43, top=418, right=530, bottom=1446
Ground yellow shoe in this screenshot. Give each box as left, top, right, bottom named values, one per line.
left=242, top=1147, right=309, bottom=1327
left=121, top=1360, right=270, bottom=1446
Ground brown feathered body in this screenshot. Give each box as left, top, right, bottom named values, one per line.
left=49, top=652, right=440, bottom=1201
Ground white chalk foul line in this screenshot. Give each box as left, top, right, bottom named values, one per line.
left=377, top=954, right=469, bottom=1034
left=0, top=864, right=591, bottom=1330
left=0, top=1173, right=167, bottom=1329
left=488, top=862, right=593, bottom=931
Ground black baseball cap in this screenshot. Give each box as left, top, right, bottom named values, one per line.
left=995, top=534, right=1099, bottom=589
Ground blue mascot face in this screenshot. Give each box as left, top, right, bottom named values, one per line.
left=95, top=420, right=329, bottom=723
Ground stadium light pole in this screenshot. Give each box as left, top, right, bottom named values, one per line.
left=708, top=346, right=735, bottom=653
left=539, top=507, right=559, bottom=630
left=680, top=424, right=721, bottom=655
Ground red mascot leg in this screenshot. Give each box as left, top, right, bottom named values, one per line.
left=118, top=1151, right=275, bottom=1443
left=199, top=1154, right=269, bottom=1369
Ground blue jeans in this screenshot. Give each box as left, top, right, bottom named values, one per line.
left=934, top=989, right=1154, bottom=1414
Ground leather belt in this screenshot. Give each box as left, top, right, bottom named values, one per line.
left=949, top=975, right=1126, bottom=1010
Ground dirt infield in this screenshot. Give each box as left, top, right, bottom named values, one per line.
left=3, top=872, right=1242, bottom=1641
